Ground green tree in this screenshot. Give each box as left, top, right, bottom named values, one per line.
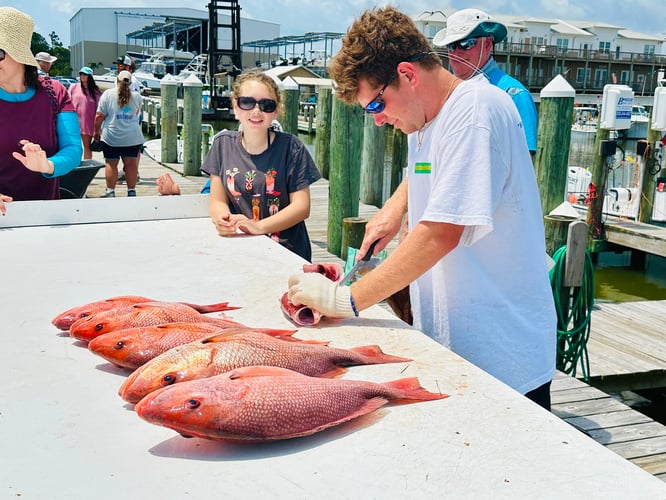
left=30, top=32, right=49, bottom=54
left=30, top=31, right=72, bottom=77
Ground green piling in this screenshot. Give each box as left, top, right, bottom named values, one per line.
left=328, top=99, right=364, bottom=257
left=182, top=74, right=202, bottom=176
left=314, top=86, right=332, bottom=179
left=160, top=77, right=178, bottom=163
left=360, top=114, right=385, bottom=207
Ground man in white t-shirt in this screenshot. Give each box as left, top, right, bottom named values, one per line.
left=287, top=7, right=556, bottom=410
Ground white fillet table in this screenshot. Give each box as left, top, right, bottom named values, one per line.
left=1, top=196, right=665, bottom=499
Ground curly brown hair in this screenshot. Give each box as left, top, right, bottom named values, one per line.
left=328, top=6, right=440, bottom=105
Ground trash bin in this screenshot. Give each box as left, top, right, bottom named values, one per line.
left=59, top=160, right=104, bottom=199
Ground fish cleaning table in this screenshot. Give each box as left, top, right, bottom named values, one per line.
left=1, top=197, right=665, bottom=499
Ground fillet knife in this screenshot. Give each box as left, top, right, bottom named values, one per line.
left=339, top=240, right=380, bottom=286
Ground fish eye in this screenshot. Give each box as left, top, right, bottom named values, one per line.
left=186, top=399, right=200, bottom=409
left=114, top=341, right=125, bottom=350
left=78, top=313, right=89, bottom=319
left=94, top=323, right=104, bottom=331
left=161, top=373, right=177, bottom=386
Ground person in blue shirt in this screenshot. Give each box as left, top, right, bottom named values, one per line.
left=433, top=8, right=537, bottom=155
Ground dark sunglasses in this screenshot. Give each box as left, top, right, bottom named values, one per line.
left=0, top=49, right=5, bottom=62
left=236, top=96, right=277, bottom=113
left=364, top=52, right=436, bottom=114
left=447, top=38, right=479, bottom=52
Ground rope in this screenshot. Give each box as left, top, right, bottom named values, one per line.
left=548, top=245, right=595, bottom=382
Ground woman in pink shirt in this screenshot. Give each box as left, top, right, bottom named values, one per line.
left=68, top=66, right=102, bottom=159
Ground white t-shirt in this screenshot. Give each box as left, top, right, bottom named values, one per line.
left=97, top=88, right=144, bottom=147
left=406, top=75, right=556, bottom=394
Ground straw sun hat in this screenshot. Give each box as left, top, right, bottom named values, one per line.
left=432, top=8, right=508, bottom=48
left=0, top=7, right=39, bottom=67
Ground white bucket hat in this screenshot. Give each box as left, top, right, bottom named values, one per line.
left=432, top=9, right=508, bottom=48
left=0, top=7, right=39, bottom=67
left=35, top=51, right=58, bottom=63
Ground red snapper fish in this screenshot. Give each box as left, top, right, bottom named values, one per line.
left=119, top=331, right=411, bottom=403
left=134, top=365, right=448, bottom=442
left=69, top=302, right=245, bottom=342
left=281, top=262, right=344, bottom=326
left=52, top=296, right=238, bottom=331
left=88, top=323, right=298, bottom=371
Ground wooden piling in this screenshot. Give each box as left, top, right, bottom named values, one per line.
left=389, top=127, right=407, bottom=197
left=640, top=124, right=663, bottom=223
left=327, top=99, right=364, bottom=257
left=535, top=75, right=575, bottom=218
left=315, top=86, right=332, bottom=179
left=341, top=217, right=368, bottom=262
left=160, top=77, right=179, bottom=163
left=587, top=128, right=612, bottom=241
left=360, top=114, right=385, bottom=207
left=281, top=78, right=299, bottom=136
left=182, top=75, right=203, bottom=176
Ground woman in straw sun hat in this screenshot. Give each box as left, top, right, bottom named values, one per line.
left=0, top=6, right=82, bottom=214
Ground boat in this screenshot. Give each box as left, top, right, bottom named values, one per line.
left=571, top=106, right=599, bottom=136
left=624, top=105, right=649, bottom=139
left=133, top=55, right=167, bottom=93
left=175, top=54, right=208, bottom=84
left=94, top=69, right=119, bottom=91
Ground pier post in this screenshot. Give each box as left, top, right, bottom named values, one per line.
left=640, top=124, right=663, bottom=223
left=154, top=103, right=161, bottom=137
left=535, top=75, right=575, bottom=218
left=315, top=86, right=332, bottom=178
left=389, top=127, right=407, bottom=196
left=360, top=114, right=385, bottom=207
left=182, top=74, right=203, bottom=176
left=588, top=128, right=612, bottom=241
left=341, top=217, right=368, bottom=262
left=281, top=77, right=299, bottom=135
left=328, top=99, right=364, bottom=257
left=160, top=76, right=179, bottom=163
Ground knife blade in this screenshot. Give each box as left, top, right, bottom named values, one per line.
left=339, top=240, right=380, bottom=286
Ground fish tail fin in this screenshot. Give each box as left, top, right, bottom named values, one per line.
left=181, top=301, right=241, bottom=313
left=383, top=377, right=449, bottom=403
left=349, top=345, right=412, bottom=364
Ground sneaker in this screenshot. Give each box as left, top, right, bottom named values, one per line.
left=101, top=190, right=115, bottom=198
left=128, top=189, right=136, bottom=197
left=117, top=174, right=125, bottom=183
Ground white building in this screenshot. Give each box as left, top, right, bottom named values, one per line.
left=69, top=7, right=279, bottom=75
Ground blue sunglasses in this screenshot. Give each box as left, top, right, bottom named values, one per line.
left=364, top=52, right=436, bottom=114
left=447, top=38, right=479, bottom=52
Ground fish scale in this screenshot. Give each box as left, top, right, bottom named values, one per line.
left=69, top=302, right=244, bottom=342
left=119, top=331, right=412, bottom=403
left=134, top=366, right=448, bottom=442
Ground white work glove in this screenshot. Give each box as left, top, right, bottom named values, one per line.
left=287, top=272, right=356, bottom=318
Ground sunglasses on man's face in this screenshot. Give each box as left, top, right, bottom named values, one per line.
left=363, top=52, right=435, bottom=115
left=236, top=96, right=277, bottom=113
left=0, top=49, right=5, bottom=62
left=447, top=38, right=479, bottom=52
left=364, top=75, right=396, bottom=114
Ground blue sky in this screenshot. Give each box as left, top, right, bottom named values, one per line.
left=6, top=0, right=666, bottom=47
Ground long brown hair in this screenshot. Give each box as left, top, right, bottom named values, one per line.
left=116, top=79, right=131, bottom=108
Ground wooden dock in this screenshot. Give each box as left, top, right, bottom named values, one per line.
left=305, top=178, right=666, bottom=482
left=604, top=219, right=666, bottom=258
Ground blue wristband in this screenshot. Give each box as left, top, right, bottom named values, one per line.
left=349, top=294, right=359, bottom=317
